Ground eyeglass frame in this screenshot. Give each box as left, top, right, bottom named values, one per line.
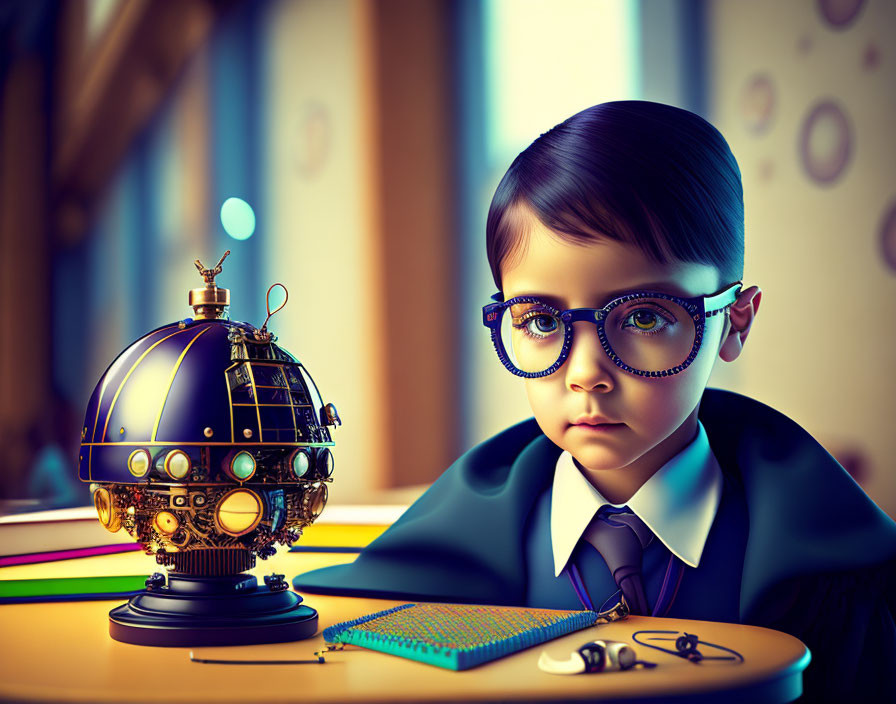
left=481, top=281, right=743, bottom=379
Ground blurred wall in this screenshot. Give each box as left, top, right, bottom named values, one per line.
left=263, top=0, right=382, bottom=503
left=264, top=0, right=459, bottom=503
left=706, top=0, right=896, bottom=515
left=460, top=0, right=641, bottom=448
left=2, top=0, right=893, bottom=516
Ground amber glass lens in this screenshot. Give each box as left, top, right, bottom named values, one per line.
left=153, top=511, right=179, bottom=535
left=215, top=489, right=263, bottom=536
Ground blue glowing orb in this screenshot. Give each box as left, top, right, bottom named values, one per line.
left=220, top=197, right=256, bottom=240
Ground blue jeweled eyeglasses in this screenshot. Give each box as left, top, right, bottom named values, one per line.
left=481, top=282, right=742, bottom=378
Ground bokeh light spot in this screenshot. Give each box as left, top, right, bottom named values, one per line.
left=220, top=197, right=256, bottom=240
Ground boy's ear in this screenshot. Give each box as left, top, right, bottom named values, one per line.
left=718, top=285, right=762, bottom=362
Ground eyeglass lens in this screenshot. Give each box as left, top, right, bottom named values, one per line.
left=499, top=297, right=697, bottom=375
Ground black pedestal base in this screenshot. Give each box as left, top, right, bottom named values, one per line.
left=109, top=573, right=318, bottom=647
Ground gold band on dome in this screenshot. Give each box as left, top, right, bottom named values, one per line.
left=244, top=362, right=264, bottom=443
left=281, top=364, right=300, bottom=443
left=231, top=403, right=312, bottom=408
left=85, top=480, right=330, bottom=487
left=80, top=441, right=335, bottom=447
left=225, top=365, right=235, bottom=444
left=100, top=327, right=193, bottom=442
left=89, top=324, right=180, bottom=444
left=151, top=326, right=212, bottom=442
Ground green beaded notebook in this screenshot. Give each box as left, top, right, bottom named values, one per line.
left=322, top=603, right=599, bottom=671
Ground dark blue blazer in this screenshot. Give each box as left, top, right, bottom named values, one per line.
left=295, top=389, right=896, bottom=702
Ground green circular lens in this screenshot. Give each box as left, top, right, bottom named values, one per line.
left=231, top=451, right=256, bottom=480
left=292, top=450, right=310, bottom=478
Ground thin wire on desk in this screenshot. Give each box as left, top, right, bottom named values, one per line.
left=189, top=651, right=326, bottom=665
left=631, top=631, right=744, bottom=664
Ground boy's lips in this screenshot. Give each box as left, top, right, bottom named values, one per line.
left=570, top=415, right=626, bottom=430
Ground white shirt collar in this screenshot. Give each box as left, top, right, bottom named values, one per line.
left=550, top=421, right=723, bottom=577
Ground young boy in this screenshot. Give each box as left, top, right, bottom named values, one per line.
left=294, top=101, right=896, bottom=700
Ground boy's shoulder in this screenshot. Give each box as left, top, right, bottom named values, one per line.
left=698, top=388, right=896, bottom=617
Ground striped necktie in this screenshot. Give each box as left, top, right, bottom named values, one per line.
left=582, top=505, right=654, bottom=616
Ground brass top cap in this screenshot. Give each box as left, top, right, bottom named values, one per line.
left=190, top=250, right=231, bottom=319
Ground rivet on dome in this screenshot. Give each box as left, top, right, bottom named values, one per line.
left=243, top=428, right=253, bottom=439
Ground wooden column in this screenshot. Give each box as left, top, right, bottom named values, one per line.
left=0, top=54, right=50, bottom=498
left=367, top=0, right=460, bottom=487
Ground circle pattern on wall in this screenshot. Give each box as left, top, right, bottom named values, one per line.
left=799, top=100, right=852, bottom=185
left=741, top=74, right=776, bottom=134
left=292, top=102, right=331, bottom=180
left=879, top=199, right=896, bottom=273
left=797, top=35, right=813, bottom=54
left=862, top=42, right=880, bottom=72
left=817, top=0, right=865, bottom=28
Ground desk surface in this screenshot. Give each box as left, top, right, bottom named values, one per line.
left=0, top=538, right=809, bottom=703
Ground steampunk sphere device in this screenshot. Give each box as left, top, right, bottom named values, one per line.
left=79, top=251, right=341, bottom=646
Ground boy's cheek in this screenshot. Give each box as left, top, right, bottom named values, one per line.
left=523, top=379, right=568, bottom=437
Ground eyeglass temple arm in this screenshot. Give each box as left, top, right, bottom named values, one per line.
left=704, top=282, right=742, bottom=314
left=482, top=298, right=504, bottom=327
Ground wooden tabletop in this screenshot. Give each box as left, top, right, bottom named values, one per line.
left=0, top=542, right=809, bottom=703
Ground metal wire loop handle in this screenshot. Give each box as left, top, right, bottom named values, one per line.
left=260, top=282, right=289, bottom=333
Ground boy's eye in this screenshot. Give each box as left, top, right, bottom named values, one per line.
left=512, top=311, right=561, bottom=338
left=529, top=315, right=559, bottom=334
left=621, top=308, right=673, bottom=333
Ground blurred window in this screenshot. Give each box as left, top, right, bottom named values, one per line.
left=459, top=0, right=641, bottom=447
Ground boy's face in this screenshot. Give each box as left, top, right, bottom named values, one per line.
left=500, top=211, right=730, bottom=477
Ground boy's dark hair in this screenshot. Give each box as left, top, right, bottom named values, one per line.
left=486, top=100, right=744, bottom=290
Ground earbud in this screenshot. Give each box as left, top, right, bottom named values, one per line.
left=538, top=640, right=638, bottom=674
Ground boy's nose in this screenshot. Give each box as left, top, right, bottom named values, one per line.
left=564, top=322, right=616, bottom=392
